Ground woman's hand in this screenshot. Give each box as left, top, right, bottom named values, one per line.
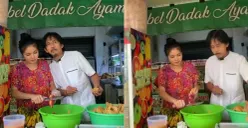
left=51, top=89, right=61, bottom=97
left=172, top=100, right=185, bottom=109
left=189, top=87, right=199, bottom=99
left=30, top=94, right=44, bottom=104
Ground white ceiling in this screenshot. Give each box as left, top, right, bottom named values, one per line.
left=147, top=0, right=211, bottom=7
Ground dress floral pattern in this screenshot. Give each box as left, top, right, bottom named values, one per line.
left=158, top=62, right=199, bottom=108
left=10, top=60, right=53, bottom=110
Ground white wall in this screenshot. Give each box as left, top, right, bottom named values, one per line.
left=151, top=35, right=168, bottom=63
left=12, top=27, right=115, bottom=74
left=153, top=28, right=248, bottom=62
left=156, top=35, right=168, bottom=62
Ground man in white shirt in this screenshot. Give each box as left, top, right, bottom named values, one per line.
left=43, top=32, right=103, bottom=121
left=205, top=29, right=248, bottom=121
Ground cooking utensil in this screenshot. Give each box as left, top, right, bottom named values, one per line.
left=43, top=96, right=64, bottom=101
left=187, top=101, right=204, bottom=106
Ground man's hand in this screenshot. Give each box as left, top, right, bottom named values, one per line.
left=66, top=86, right=78, bottom=96
left=92, top=86, right=103, bottom=96
left=212, top=86, right=223, bottom=95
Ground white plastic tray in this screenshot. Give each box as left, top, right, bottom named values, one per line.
left=75, top=125, right=124, bottom=128
left=215, top=123, right=248, bottom=128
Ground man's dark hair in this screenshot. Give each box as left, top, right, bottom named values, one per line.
left=43, top=32, right=65, bottom=51
left=206, top=29, right=229, bottom=46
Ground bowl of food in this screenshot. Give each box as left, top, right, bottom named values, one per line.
left=86, top=102, right=124, bottom=125
left=180, top=104, right=224, bottom=128
left=38, top=104, right=84, bottom=128
left=226, top=102, right=248, bottom=123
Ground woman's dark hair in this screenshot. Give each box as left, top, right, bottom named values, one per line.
left=206, top=29, right=229, bottom=46
left=43, top=32, right=65, bottom=51
left=19, top=33, right=38, bottom=54
left=164, top=38, right=182, bottom=56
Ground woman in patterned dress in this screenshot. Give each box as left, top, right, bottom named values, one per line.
left=158, top=38, right=199, bottom=109
left=10, top=33, right=60, bottom=127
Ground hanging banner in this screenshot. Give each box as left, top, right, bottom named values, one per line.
left=7, top=0, right=123, bottom=30
left=148, top=0, right=248, bottom=35
left=0, top=26, right=11, bottom=127
left=7, top=0, right=248, bottom=35
left=124, top=28, right=153, bottom=128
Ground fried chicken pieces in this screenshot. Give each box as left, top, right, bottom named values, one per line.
left=231, top=101, right=248, bottom=122
left=92, top=87, right=100, bottom=94
left=232, top=105, right=248, bottom=112
left=93, top=102, right=124, bottom=114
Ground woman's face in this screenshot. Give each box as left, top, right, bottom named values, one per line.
left=168, top=48, right=182, bottom=66
left=23, top=44, right=39, bottom=64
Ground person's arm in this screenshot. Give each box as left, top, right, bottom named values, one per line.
left=12, top=86, right=34, bottom=100
left=205, top=60, right=213, bottom=92
left=12, top=86, right=44, bottom=104
left=57, top=88, right=68, bottom=96
left=204, top=61, right=223, bottom=95
left=188, top=63, right=200, bottom=99
left=40, top=60, right=61, bottom=96
left=191, top=63, right=200, bottom=89
left=157, top=68, right=176, bottom=103
left=50, top=82, right=56, bottom=91
left=10, top=64, right=45, bottom=104
left=193, top=67, right=199, bottom=85
left=76, top=51, right=103, bottom=95
left=10, top=66, right=33, bottom=99
left=157, top=67, right=185, bottom=108
left=158, top=86, right=177, bottom=103
left=55, top=82, right=77, bottom=96
left=76, top=51, right=96, bottom=77
left=206, top=82, right=215, bottom=92
left=239, top=56, right=248, bottom=83
left=47, top=64, right=57, bottom=92
left=90, top=73, right=101, bottom=88
left=90, top=73, right=103, bottom=96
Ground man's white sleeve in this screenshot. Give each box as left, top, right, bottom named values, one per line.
left=204, top=60, right=212, bottom=83
left=76, top=51, right=96, bottom=77
left=239, top=56, right=248, bottom=82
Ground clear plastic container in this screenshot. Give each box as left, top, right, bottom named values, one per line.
left=75, top=124, right=124, bottom=128
left=147, top=115, right=167, bottom=128
left=3, top=114, right=25, bottom=128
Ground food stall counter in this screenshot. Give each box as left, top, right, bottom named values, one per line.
left=215, top=123, right=248, bottom=128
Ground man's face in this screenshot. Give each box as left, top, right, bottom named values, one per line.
left=44, top=36, right=64, bottom=57
left=210, top=39, right=229, bottom=60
